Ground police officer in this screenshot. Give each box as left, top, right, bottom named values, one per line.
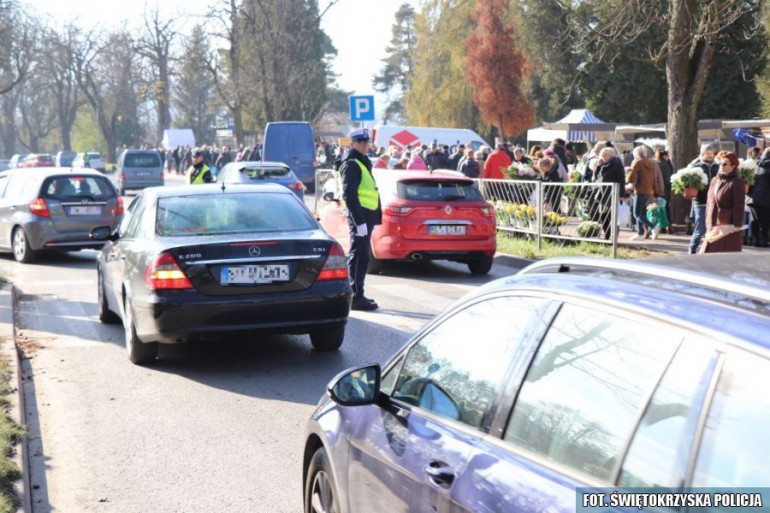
left=187, top=148, right=212, bottom=184
left=341, top=128, right=382, bottom=311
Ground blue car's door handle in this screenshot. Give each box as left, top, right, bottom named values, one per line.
left=424, top=461, right=455, bottom=486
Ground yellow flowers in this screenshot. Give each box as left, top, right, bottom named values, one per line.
left=544, top=211, right=566, bottom=226
left=513, top=204, right=536, bottom=221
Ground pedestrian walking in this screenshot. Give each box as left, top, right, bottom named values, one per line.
left=340, top=128, right=382, bottom=311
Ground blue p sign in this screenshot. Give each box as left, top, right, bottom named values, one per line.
left=349, top=95, right=375, bottom=122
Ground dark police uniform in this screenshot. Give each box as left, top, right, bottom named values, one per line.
left=340, top=129, right=382, bottom=310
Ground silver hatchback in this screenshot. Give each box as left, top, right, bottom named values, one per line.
left=116, top=149, right=164, bottom=195
left=0, top=168, right=124, bottom=262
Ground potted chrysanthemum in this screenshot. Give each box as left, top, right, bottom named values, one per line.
left=671, top=167, right=709, bottom=199
left=738, top=161, right=756, bottom=193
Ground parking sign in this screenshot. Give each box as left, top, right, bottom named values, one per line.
left=349, top=95, right=375, bottom=122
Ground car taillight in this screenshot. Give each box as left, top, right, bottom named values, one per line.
left=291, top=182, right=304, bottom=190
left=479, top=207, right=494, bottom=216
left=145, top=252, right=193, bottom=290
left=114, top=197, right=124, bottom=216
left=29, top=198, right=51, bottom=218
left=389, top=206, right=412, bottom=215
left=317, top=243, right=348, bottom=281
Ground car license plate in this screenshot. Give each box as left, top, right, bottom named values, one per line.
left=69, top=206, right=101, bottom=216
left=220, top=264, right=290, bottom=284
left=138, top=172, right=151, bottom=176
left=429, top=225, right=466, bottom=235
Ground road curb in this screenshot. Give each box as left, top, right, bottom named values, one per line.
left=494, top=252, right=534, bottom=269
left=0, top=285, right=30, bottom=513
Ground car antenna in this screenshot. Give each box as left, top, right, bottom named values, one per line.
left=220, top=180, right=226, bottom=192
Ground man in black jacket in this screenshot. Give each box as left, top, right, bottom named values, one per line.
left=340, top=128, right=382, bottom=311
left=688, top=144, right=719, bottom=254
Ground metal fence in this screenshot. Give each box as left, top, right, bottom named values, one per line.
left=478, top=179, right=621, bottom=258
left=313, top=170, right=623, bottom=258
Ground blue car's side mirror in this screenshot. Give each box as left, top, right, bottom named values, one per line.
left=328, top=364, right=381, bottom=406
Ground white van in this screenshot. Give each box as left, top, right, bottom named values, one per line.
left=372, top=125, right=490, bottom=152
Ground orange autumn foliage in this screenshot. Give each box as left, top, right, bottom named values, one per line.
left=466, top=0, right=534, bottom=140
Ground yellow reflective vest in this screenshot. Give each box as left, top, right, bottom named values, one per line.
left=354, top=159, right=379, bottom=210
left=188, top=164, right=210, bottom=184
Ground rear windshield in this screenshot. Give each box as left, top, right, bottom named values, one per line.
left=42, top=176, right=116, bottom=200
left=156, top=192, right=315, bottom=236
left=240, top=166, right=290, bottom=179
left=124, top=153, right=160, bottom=168
left=397, top=180, right=483, bottom=201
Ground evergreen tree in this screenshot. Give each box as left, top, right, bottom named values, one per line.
left=373, top=4, right=417, bottom=124
left=173, top=26, right=217, bottom=144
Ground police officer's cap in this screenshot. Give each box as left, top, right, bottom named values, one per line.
left=349, top=128, right=370, bottom=142
left=193, top=149, right=205, bottom=158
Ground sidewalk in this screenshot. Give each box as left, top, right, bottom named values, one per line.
left=616, top=227, right=767, bottom=255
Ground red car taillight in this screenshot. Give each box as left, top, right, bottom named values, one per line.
left=479, top=207, right=494, bottom=216
left=389, top=206, right=413, bottom=215
left=317, top=243, right=348, bottom=281
left=291, top=182, right=304, bottom=191
left=29, top=198, right=51, bottom=218
left=114, top=197, right=124, bottom=216
left=145, top=252, right=193, bottom=290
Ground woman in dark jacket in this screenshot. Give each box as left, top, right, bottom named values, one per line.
left=537, top=157, right=563, bottom=211
left=751, top=148, right=770, bottom=247
left=703, top=152, right=745, bottom=253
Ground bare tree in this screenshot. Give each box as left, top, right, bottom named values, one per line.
left=568, top=0, right=761, bottom=171
left=206, top=0, right=246, bottom=146
left=0, top=1, right=38, bottom=96
left=42, top=24, right=84, bottom=151
left=75, top=29, right=143, bottom=162
left=16, top=71, right=58, bottom=152
left=136, top=5, right=177, bottom=142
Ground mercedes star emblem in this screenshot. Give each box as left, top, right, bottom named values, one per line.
left=248, top=245, right=261, bottom=257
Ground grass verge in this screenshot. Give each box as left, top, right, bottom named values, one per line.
left=0, top=342, right=23, bottom=513
left=496, top=232, right=658, bottom=260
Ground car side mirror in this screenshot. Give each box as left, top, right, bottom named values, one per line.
left=328, top=364, right=381, bottom=406
left=90, top=226, right=118, bottom=242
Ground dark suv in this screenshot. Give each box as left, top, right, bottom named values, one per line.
left=304, top=254, right=770, bottom=513
left=0, top=168, right=123, bottom=262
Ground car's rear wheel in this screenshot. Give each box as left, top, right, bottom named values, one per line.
left=467, top=256, right=493, bottom=275
left=123, top=297, right=158, bottom=365
left=309, top=327, right=344, bottom=351
left=304, top=447, right=340, bottom=513
left=12, top=227, right=36, bottom=263
left=97, top=267, right=120, bottom=324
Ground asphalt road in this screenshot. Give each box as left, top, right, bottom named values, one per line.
left=0, top=182, right=524, bottom=512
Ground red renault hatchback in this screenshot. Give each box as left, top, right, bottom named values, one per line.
left=318, top=169, right=496, bottom=274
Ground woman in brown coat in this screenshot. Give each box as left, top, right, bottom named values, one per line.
left=702, top=152, right=745, bottom=253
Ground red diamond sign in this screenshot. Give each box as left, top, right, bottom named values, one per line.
left=390, top=130, right=421, bottom=150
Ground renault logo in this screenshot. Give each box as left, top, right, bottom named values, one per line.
left=248, top=246, right=261, bottom=257
left=445, top=205, right=452, bottom=215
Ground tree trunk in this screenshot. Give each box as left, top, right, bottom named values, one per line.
left=157, top=58, right=171, bottom=142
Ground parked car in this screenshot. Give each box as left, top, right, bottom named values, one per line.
left=55, top=150, right=77, bottom=167
left=115, top=149, right=164, bottom=196
left=261, top=121, right=317, bottom=191
left=8, top=154, right=28, bottom=169
left=0, top=168, right=123, bottom=263
left=72, top=152, right=106, bottom=172
left=19, top=154, right=55, bottom=168
left=94, top=183, right=352, bottom=365
left=216, top=161, right=304, bottom=199
left=304, top=254, right=770, bottom=513
left=317, top=169, right=496, bottom=274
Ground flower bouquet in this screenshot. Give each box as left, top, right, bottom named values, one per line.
left=577, top=220, right=602, bottom=238
left=504, top=163, right=537, bottom=181
left=738, top=161, right=756, bottom=191
left=493, top=200, right=516, bottom=226
left=671, top=167, right=708, bottom=199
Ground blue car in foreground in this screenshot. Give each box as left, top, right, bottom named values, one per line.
left=303, top=254, right=770, bottom=513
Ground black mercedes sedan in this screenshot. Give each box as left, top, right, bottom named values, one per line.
left=95, top=183, right=352, bottom=365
